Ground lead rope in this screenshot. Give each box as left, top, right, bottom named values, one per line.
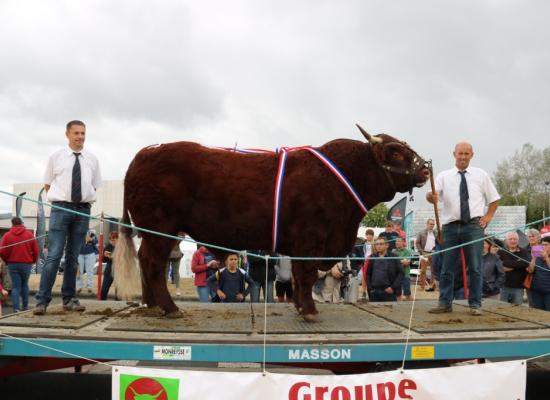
left=400, top=256, right=423, bottom=371
left=262, top=255, right=269, bottom=375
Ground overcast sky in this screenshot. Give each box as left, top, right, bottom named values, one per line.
left=1, top=0, right=549, bottom=213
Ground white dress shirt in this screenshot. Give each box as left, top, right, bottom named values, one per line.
left=44, top=147, right=102, bottom=203
left=435, top=166, right=500, bottom=225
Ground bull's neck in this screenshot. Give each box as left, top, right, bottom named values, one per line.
left=319, top=140, right=397, bottom=210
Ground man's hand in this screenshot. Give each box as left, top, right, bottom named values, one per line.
left=1, top=289, right=8, bottom=298
left=384, top=287, right=394, bottom=294
left=236, top=293, right=244, bottom=301
left=330, top=265, right=343, bottom=279
left=479, top=215, right=491, bottom=229
left=208, top=260, right=220, bottom=269
left=216, top=289, right=226, bottom=300
left=400, top=259, right=411, bottom=266
left=426, top=192, right=438, bottom=204
left=503, top=266, right=513, bottom=273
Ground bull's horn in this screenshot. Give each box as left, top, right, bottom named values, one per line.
left=356, top=124, right=383, bottom=144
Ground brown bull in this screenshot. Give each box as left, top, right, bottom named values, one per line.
left=114, top=125, right=429, bottom=321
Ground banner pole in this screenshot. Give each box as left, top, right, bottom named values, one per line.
left=97, top=212, right=105, bottom=300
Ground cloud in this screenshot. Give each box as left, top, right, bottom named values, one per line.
left=0, top=0, right=549, bottom=212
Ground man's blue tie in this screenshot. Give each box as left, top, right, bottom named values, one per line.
left=459, top=170, right=470, bottom=223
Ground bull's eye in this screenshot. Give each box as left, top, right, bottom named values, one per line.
left=393, top=152, right=405, bottom=161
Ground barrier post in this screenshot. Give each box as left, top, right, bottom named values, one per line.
left=97, top=212, right=104, bottom=300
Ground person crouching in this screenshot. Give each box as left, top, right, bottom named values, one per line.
left=367, top=237, right=403, bottom=302
left=207, top=253, right=256, bottom=303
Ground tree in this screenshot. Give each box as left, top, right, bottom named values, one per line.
left=361, top=203, right=389, bottom=227
left=493, top=143, right=550, bottom=225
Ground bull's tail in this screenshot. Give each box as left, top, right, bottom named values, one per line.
left=113, top=202, right=142, bottom=300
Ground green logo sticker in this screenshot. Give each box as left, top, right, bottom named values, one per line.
left=119, top=374, right=180, bottom=400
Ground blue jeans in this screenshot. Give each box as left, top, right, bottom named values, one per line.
left=36, top=206, right=90, bottom=306
left=250, top=280, right=274, bottom=303
left=77, top=252, right=96, bottom=289
left=438, top=220, right=483, bottom=308
left=500, top=287, right=524, bottom=305
left=8, top=263, right=32, bottom=312
left=529, top=290, right=550, bottom=311
left=196, top=286, right=210, bottom=302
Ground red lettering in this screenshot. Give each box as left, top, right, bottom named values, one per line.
left=398, top=379, right=417, bottom=399
left=331, top=386, right=351, bottom=400
left=364, top=384, right=374, bottom=400
left=289, top=381, right=311, bottom=400
left=377, top=382, right=396, bottom=400
left=354, top=385, right=364, bottom=400
left=315, top=386, right=329, bottom=400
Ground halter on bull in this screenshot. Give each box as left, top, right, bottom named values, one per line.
left=114, top=125, right=429, bottom=321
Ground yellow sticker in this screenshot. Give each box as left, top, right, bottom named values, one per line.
left=411, top=346, right=435, bottom=360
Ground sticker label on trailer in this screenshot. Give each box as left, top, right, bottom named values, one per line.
left=153, top=345, right=192, bottom=360
left=411, top=345, right=435, bottom=360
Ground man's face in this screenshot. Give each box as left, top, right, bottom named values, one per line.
left=66, top=124, right=86, bottom=151
left=395, top=238, right=405, bottom=249
left=506, top=235, right=519, bottom=249
left=374, top=240, right=387, bottom=254
left=453, top=143, right=473, bottom=170
left=527, top=233, right=539, bottom=246
left=226, top=255, right=238, bottom=269
left=366, top=233, right=374, bottom=242
left=426, top=220, right=435, bottom=231
left=385, top=224, right=393, bottom=232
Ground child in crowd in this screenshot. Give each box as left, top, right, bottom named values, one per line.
left=207, top=253, right=255, bottom=303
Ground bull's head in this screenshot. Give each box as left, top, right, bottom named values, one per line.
left=356, top=124, right=429, bottom=193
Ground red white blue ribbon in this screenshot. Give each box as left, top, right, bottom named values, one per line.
left=215, top=145, right=368, bottom=252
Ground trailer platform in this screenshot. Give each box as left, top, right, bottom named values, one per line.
left=1, top=299, right=550, bottom=375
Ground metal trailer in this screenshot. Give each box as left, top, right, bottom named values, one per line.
left=1, top=299, right=550, bottom=376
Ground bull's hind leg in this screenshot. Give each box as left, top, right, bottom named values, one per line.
left=138, top=235, right=181, bottom=318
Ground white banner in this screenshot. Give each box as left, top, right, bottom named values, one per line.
left=112, top=359, right=525, bottom=400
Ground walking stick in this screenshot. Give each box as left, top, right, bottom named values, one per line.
left=428, top=161, right=443, bottom=244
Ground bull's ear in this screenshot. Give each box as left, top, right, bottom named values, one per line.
left=356, top=124, right=383, bottom=144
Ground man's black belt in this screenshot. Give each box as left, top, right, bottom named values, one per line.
left=446, top=217, right=480, bottom=225
left=52, top=201, right=91, bottom=209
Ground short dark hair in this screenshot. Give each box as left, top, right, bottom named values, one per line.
left=542, top=237, right=550, bottom=244
left=365, top=229, right=375, bottom=236
left=66, top=120, right=86, bottom=131
left=11, top=217, right=22, bottom=226
left=224, top=253, right=238, bottom=262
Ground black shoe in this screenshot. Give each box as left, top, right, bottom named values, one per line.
left=33, top=304, right=47, bottom=315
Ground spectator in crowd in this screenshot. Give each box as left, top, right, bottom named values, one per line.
left=482, top=238, right=505, bottom=298
left=247, top=250, right=276, bottom=303
left=393, top=236, right=413, bottom=300
left=275, top=255, right=293, bottom=303
left=100, top=231, right=118, bottom=300
left=364, top=229, right=375, bottom=259
left=313, top=263, right=344, bottom=303
left=427, top=142, right=500, bottom=316
left=394, top=222, right=406, bottom=239
left=0, top=217, right=39, bottom=313
left=35, top=120, right=102, bottom=315
left=167, top=234, right=184, bottom=297
left=207, top=253, right=255, bottom=303
left=366, top=237, right=403, bottom=302
left=527, top=237, right=550, bottom=311
left=499, top=231, right=530, bottom=305
left=525, top=229, right=541, bottom=251
left=77, top=230, right=98, bottom=294
left=379, top=221, right=399, bottom=251
left=416, top=218, right=437, bottom=291
left=191, top=246, right=219, bottom=302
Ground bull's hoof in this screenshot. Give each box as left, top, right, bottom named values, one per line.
left=302, top=313, right=318, bottom=323
left=165, top=309, right=183, bottom=319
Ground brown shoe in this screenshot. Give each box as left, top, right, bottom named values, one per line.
left=428, top=304, right=452, bottom=314
left=33, top=304, right=47, bottom=315
left=63, top=299, right=86, bottom=312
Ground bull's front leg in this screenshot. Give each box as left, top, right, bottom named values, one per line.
left=300, top=261, right=320, bottom=322
left=291, top=262, right=303, bottom=314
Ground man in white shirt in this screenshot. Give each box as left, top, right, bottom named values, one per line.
left=34, top=120, right=102, bottom=315
left=427, top=142, right=499, bottom=316
left=415, top=218, right=437, bottom=290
